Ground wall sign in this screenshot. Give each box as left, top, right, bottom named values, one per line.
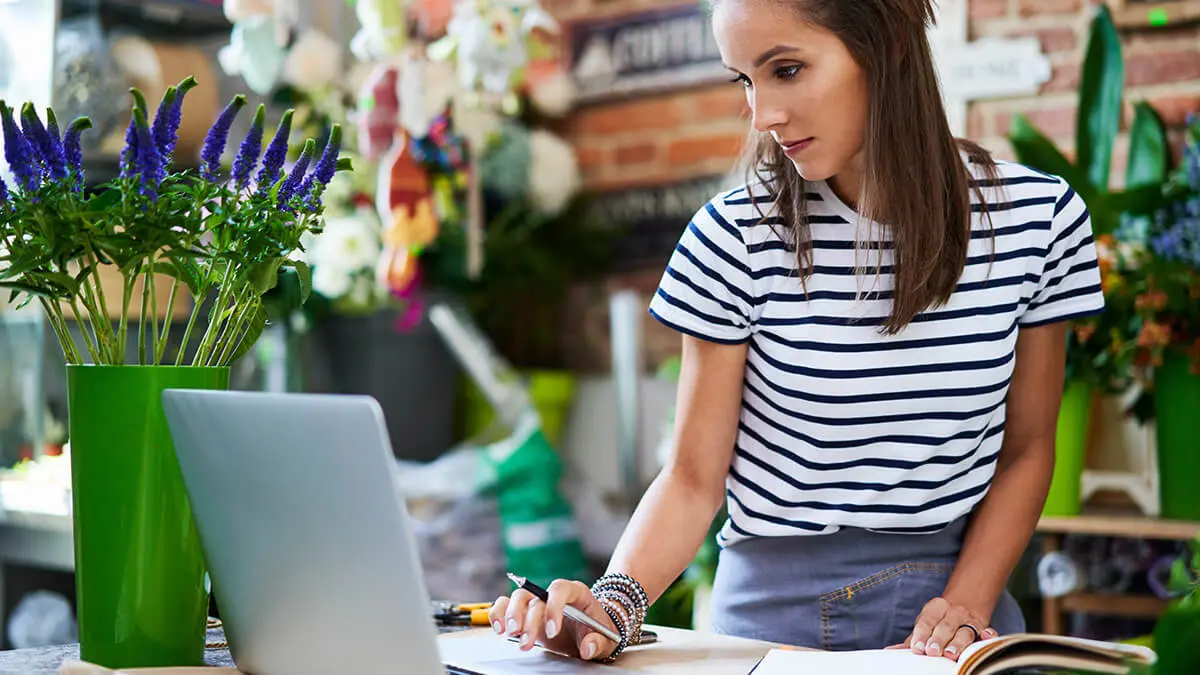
left=595, top=174, right=734, bottom=270
left=567, top=5, right=727, bottom=104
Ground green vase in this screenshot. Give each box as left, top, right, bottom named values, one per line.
left=1155, top=352, right=1200, bottom=521
left=1044, top=380, right=1093, bottom=517
left=67, top=365, right=230, bottom=668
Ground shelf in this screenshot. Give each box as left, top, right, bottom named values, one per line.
left=1036, top=513, right=1200, bottom=541
left=1059, top=593, right=1169, bottom=619
left=1109, top=0, right=1200, bottom=28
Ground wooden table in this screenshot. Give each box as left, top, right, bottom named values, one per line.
left=1035, top=512, right=1200, bottom=635
left=0, top=625, right=782, bottom=674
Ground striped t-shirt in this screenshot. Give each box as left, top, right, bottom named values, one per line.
left=648, top=160, right=1104, bottom=547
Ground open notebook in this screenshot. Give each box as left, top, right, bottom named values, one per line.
left=751, top=634, right=1156, bottom=675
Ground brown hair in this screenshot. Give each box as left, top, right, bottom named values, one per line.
left=735, top=0, right=1001, bottom=334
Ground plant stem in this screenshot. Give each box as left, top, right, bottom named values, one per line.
left=157, top=276, right=180, bottom=365
left=118, top=263, right=139, bottom=362
left=138, top=259, right=150, bottom=366
left=147, top=258, right=160, bottom=364
left=74, top=272, right=108, bottom=363
left=193, top=262, right=235, bottom=366
left=40, top=298, right=81, bottom=365
left=84, top=243, right=116, bottom=361
left=176, top=289, right=206, bottom=367
left=69, top=294, right=101, bottom=364
left=213, top=291, right=254, bottom=366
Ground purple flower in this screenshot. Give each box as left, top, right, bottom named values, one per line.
left=42, top=108, right=69, bottom=181
left=150, top=86, right=177, bottom=162
left=200, top=94, right=247, bottom=181
left=119, top=116, right=139, bottom=180
left=277, top=138, right=316, bottom=206
left=132, top=107, right=163, bottom=200
left=157, top=76, right=195, bottom=160
left=255, top=109, right=294, bottom=193
left=19, top=103, right=58, bottom=182
left=1, top=102, right=38, bottom=191
left=63, top=117, right=91, bottom=190
left=300, top=125, right=341, bottom=208
left=231, top=104, right=265, bottom=190
left=0, top=173, right=8, bottom=205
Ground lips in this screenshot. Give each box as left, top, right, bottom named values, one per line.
left=779, top=137, right=814, bottom=155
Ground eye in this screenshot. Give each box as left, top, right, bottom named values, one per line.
left=729, top=73, right=751, bottom=88
left=775, top=64, right=804, bottom=80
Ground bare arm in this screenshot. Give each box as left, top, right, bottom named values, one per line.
left=491, top=335, right=748, bottom=660
left=905, top=322, right=1065, bottom=660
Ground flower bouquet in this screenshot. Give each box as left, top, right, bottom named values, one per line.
left=0, top=76, right=348, bottom=668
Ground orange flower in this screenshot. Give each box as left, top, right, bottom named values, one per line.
left=1137, top=321, right=1172, bottom=349
left=1074, top=323, right=1097, bottom=343
left=1135, top=289, right=1168, bottom=312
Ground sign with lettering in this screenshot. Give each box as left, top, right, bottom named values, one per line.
left=938, top=37, right=1052, bottom=102
left=594, top=174, right=736, bottom=270
left=567, top=5, right=727, bottom=104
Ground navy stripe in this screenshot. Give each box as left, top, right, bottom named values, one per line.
left=663, top=265, right=743, bottom=317
left=648, top=308, right=749, bottom=345
left=688, top=218, right=751, bottom=277
left=972, top=175, right=1060, bottom=188
left=1042, top=234, right=1094, bottom=277
left=1035, top=258, right=1100, bottom=298
left=728, top=468, right=995, bottom=515
left=748, top=247, right=1048, bottom=279
left=755, top=319, right=1017, bottom=353
left=1027, top=281, right=1103, bottom=313
left=754, top=296, right=1026, bottom=329
left=972, top=196, right=1057, bottom=213
left=1047, top=207, right=1090, bottom=251
left=654, top=288, right=739, bottom=329
left=1018, top=304, right=1105, bottom=327
left=758, top=273, right=1038, bottom=304
left=734, top=444, right=1003, bottom=493
left=725, top=491, right=830, bottom=531
left=749, top=340, right=1015, bottom=380
left=742, top=380, right=1007, bottom=427
left=671, top=242, right=756, bottom=306
left=1054, top=185, right=1077, bottom=216
left=744, top=359, right=1012, bottom=404
left=737, top=418, right=1005, bottom=470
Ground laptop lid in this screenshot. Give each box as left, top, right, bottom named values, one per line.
left=162, top=389, right=445, bottom=675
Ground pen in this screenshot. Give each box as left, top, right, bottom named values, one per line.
left=506, top=572, right=623, bottom=644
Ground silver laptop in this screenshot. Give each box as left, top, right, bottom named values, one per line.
left=161, top=389, right=479, bottom=675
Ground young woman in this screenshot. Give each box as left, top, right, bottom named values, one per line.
left=489, top=0, right=1103, bottom=663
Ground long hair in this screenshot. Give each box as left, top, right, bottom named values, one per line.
left=734, top=0, right=1000, bottom=334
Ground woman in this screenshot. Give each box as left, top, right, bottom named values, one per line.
left=490, top=0, right=1103, bottom=663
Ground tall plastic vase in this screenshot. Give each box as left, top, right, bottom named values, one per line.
left=66, top=365, right=230, bottom=668
left=1043, top=380, right=1092, bottom=516
left=1155, top=352, right=1200, bottom=521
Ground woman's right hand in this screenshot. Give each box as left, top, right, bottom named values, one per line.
left=488, top=579, right=620, bottom=661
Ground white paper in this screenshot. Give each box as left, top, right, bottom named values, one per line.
left=752, top=648, right=958, bottom=675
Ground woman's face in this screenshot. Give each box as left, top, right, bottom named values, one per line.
left=713, top=0, right=869, bottom=188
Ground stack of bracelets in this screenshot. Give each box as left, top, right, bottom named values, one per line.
left=590, top=573, right=649, bottom=663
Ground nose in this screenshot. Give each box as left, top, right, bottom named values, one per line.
left=748, top=87, right=787, bottom=133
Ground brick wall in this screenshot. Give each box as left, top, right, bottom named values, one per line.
left=554, top=0, right=1200, bottom=369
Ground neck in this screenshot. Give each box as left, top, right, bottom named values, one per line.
left=827, top=153, right=865, bottom=211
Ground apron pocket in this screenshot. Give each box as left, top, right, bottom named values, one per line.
left=819, top=562, right=955, bottom=651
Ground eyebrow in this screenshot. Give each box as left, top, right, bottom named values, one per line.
left=753, top=45, right=800, bottom=67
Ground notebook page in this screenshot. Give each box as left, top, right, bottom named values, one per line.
left=752, top=648, right=959, bottom=675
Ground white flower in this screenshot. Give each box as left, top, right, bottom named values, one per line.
left=307, top=210, right=383, bottom=300
left=313, top=263, right=353, bottom=300
left=282, top=29, right=342, bottom=91
left=527, top=130, right=580, bottom=215
left=224, top=0, right=275, bottom=22
left=528, top=70, right=575, bottom=118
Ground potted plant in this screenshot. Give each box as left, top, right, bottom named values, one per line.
left=1122, top=114, right=1200, bottom=520
left=0, top=77, right=346, bottom=668
left=1007, top=4, right=1169, bottom=516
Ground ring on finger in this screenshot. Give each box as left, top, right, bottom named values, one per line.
left=956, top=623, right=981, bottom=642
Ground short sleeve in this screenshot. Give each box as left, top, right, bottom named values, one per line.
left=648, top=199, right=755, bottom=344
left=1018, top=181, right=1106, bottom=327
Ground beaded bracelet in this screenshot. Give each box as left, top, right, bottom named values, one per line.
left=590, top=573, right=650, bottom=661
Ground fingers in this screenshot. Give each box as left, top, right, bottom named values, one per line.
left=521, top=599, right=546, bottom=650
left=924, top=617, right=959, bottom=659
left=544, top=579, right=590, bottom=642
left=488, top=595, right=508, bottom=634
left=982, top=626, right=998, bottom=640
left=909, top=598, right=946, bottom=654
left=942, top=624, right=980, bottom=661
left=501, top=588, right=535, bottom=638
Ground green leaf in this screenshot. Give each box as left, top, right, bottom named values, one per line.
left=1106, top=183, right=1168, bottom=216
left=1076, top=3, right=1124, bottom=191
left=226, top=303, right=267, bottom=365
left=289, top=260, right=311, bottom=305
left=248, top=259, right=283, bottom=295
left=1008, top=114, right=1091, bottom=195
left=0, top=280, right=61, bottom=300
left=1126, top=101, right=1169, bottom=188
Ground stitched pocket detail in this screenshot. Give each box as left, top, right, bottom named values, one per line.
left=818, top=562, right=955, bottom=651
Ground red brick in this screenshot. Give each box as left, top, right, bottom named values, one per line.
left=970, top=0, right=1009, bottom=20
left=615, top=141, right=660, bottom=165
left=967, top=105, right=987, bottom=139
left=995, top=106, right=1077, bottom=141
left=684, top=85, right=750, bottom=121
left=574, top=143, right=609, bottom=170
left=1018, top=0, right=1080, bottom=16
left=1011, top=27, right=1078, bottom=54
left=1146, top=94, right=1200, bottom=128
left=1041, top=61, right=1081, bottom=93
left=569, top=97, right=681, bottom=136
left=1125, top=49, right=1200, bottom=87
left=666, top=132, right=745, bottom=166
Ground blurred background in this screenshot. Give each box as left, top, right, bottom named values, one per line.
left=0, top=0, right=1197, bottom=658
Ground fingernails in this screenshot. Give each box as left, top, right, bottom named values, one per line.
left=493, top=621, right=503, bottom=635
left=582, top=642, right=596, bottom=660
left=546, top=619, right=558, bottom=639
left=945, top=645, right=958, bottom=656
left=928, top=643, right=941, bottom=656
left=984, top=628, right=997, bottom=638
left=520, top=633, right=534, bottom=647
left=507, top=619, right=518, bottom=635
left=912, top=641, right=926, bottom=652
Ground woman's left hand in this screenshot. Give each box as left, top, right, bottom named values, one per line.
left=888, top=597, right=998, bottom=661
